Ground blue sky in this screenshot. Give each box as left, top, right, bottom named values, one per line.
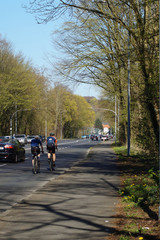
left=0, top=0, right=101, bottom=98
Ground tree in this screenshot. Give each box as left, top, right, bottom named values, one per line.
left=94, top=118, right=103, bottom=132
left=73, top=95, right=95, bottom=135
left=53, top=14, right=130, bottom=143
left=45, top=83, right=95, bottom=138
left=25, top=0, right=159, bottom=153
left=0, top=36, right=48, bottom=135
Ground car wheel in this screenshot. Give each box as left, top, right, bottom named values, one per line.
left=14, top=154, right=18, bottom=163
left=22, top=151, right=25, bottom=161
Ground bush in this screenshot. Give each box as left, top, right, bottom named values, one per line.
left=120, top=169, right=159, bottom=206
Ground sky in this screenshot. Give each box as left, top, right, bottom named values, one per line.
left=0, top=0, right=101, bottom=98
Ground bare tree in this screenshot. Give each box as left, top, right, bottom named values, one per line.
left=25, top=0, right=159, bottom=150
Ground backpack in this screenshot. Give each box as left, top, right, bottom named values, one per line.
left=47, top=137, right=55, bottom=148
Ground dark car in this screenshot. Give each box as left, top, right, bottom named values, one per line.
left=0, top=137, right=25, bottom=162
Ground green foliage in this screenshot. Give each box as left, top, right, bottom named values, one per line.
left=114, top=145, right=159, bottom=207
left=73, top=95, right=95, bottom=128
left=94, top=118, right=103, bottom=131
left=46, top=85, right=95, bottom=138
left=2, top=0, right=159, bottom=149
left=148, top=168, right=159, bottom=186
left=120, top=171, right=159, bottom=206
left=0, top=36, right=95, bottom=137
left=119, top=236, right=131, bottom=240
left=113, top=146, right=127, bottom=155
left=51, top=0, right=159, bottom=154
left=0, top=36, right=47, bottom=135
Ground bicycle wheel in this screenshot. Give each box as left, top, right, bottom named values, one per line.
left=49, top=153, right=54, bottom=171
left=38, top=158, right=40, bottom=173
left=33, top=156, right=38, bottom=174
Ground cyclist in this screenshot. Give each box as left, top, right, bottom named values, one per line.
left=31, top=135, right=44, bottom=171
left=46, top=132, right=58, bottom=167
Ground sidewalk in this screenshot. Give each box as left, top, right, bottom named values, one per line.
left=0, top=142, right=120, bottom=240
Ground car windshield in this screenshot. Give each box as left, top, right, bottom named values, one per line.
left=15, top=135, right=25, bottom=138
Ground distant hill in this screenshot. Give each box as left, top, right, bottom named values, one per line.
left=84, top=96, right=97, bottom=103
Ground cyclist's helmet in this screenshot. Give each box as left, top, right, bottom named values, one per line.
left=50, top=132, right=55, bottom=136
left=35, top=135, right=39, bottom=139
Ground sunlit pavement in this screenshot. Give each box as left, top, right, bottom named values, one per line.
left=0, top=141, right=120, bottom=240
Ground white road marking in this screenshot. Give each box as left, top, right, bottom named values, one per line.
left=0, top=164, right=7, bottom=167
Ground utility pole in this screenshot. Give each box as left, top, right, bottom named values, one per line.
left=127, top=9, right=131, bottom=156
left=115, top=96, right=117, bottom=144
left=60, top=112, right=63, bottom=140
left=118, top=100, right=119, bottom=141
left=45, top=119, right=47, bottom=140
left=15, top=103, right=17, bottom=135
left=158, top=0, right=160, bottom=221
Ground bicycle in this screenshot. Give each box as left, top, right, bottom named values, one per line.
left=32, top=147, right=40, bottom=174
left=48, top=151, right=55, bottom=171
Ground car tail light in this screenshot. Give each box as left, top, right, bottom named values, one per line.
left=5, top=145, right=14, bottom=149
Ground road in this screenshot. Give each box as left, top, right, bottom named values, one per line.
left=0, top=138, right=99, bottom=216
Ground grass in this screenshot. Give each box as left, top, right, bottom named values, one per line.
left=107, top=144, right=160, bottom=240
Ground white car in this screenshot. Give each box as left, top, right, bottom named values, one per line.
left=27, top=135, right=35, bottom=143
left=101, top=135, right=108, bottom=141
left=15, top=134, right=27, bottom=145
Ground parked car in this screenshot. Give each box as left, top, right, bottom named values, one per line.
left=27, top=135, right=44, bottom=144
left=4, top=136, right=15, bottom=140
left=91, top=135, right=98, bottom=141
left=81, top=135, right=86, bottom=139
left=108, top=134, right=113, bottom=139
left=15, top=134, right=27, bottom=145
left=101, top=135, right=108, bottom=141
left=0, top=137, right=25, bottom=162
left=27, top=135, right=35, bottom=144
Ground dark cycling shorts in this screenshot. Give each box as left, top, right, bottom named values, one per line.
left=31, top=146, right=40, bottom=155
left=47, top=145, right=55, bottom=153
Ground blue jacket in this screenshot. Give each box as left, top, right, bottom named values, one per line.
left=31, top=138, right=42, bottom=147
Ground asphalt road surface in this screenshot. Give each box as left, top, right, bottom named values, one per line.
left=0, top=138, right=100, bottom=216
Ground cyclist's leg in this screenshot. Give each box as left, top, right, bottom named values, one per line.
left=32, top=155, right=37, bottom=174
left=50, top=152, right=53, bottom=170
left=31, top=147, right=35, bottom=170
left=32, top=158, right=34, bottom=171
left=37, top=148, right=40, bottom=172
left=48, top=152, right=51, bottom=160
left=52, top=147, right=56, bottom=166
left=53, top=153, right=56, bottom=161
left=48, top=148, right=52, bottom=162
left=47, top=145, right=51, bottom=161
